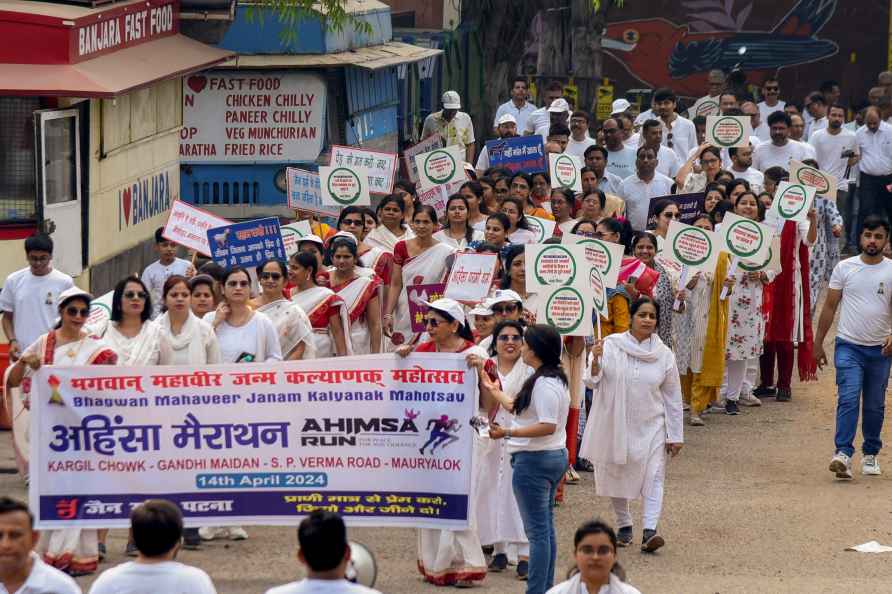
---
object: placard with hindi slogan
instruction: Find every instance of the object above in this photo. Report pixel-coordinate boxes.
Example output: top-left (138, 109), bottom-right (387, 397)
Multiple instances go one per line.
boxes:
top-left (769, 181), bottom-right (816, 223)
top-left (706, 115), bottom-right (751, 148)
top-left (789, 160), bottom-right (837, 201)
top-left (664, 220), bottom-right (720, 273)
top-left (718, 212), bottom-right (773, 265)
top-left (525, 243), bottom-right (589, 291)
top-left (562, 233), bottom-right (623, 289)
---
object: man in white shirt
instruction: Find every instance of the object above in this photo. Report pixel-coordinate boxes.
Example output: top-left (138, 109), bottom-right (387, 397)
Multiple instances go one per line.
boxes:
top-left (855, 107), bottom-right (892, 227)
top-left (804, 91), bottom-right (828, 140)
top-left (758, 77), bottom-right (785, 123)
top-left (564, 110), bottom-right (596, 159)
top-left (640, 119), bottom-right (680, 178)
top-left (266, 511), bottom-right (381, 594)
top-left (752, 111), bottom-right (811, 172)
top-left (142, 227), bottom-right (193, 319)
top-left (89, 500), bottom-right (216, 594)
top-left (493, 76), bottom-right (536, 135)
top-left (422, 90), bottom-right (476, 162)
top-left (584, 145), bottom-right (623, 195)
top-left (788, 114), bottom-right (818, 160)
top-left (728, 145), bottom-right (764, 193)
top-left (0, 497), bottom-right (81, 594)
top-left (815, 216), bottom-right (892, 480)
top-left (475, 113), bottom-right (518, 175)
top-left (602, 117), bottom-right (637, 179)
top-left (0, 233), bottom-right (73, 359)
top-left (524, 81), bottom-right (566, 139)
top-left (811, 103), bottom-right (859, 241)
top-left (687, 69), bottom-right (724, 118)
top-left (527, 98), bottom-right (571, 141)
top-left (740, 101), bottom-right (766, 147)
top-left (653, 87), bottom-right (697, 162)
top-left (618, 146), bottom-right (674, 230)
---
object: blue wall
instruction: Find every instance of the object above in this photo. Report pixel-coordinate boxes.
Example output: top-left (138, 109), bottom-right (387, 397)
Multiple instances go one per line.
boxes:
top-left (345, 67), bottom-right (398, 147)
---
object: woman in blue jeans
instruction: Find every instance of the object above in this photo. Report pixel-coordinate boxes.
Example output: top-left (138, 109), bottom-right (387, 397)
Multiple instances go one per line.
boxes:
top-left (481, 324), bottom-right (570, 594)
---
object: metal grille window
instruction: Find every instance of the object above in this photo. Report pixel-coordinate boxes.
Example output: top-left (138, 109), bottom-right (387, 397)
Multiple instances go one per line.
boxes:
top-left (0, 97), bottom-right (39, 221)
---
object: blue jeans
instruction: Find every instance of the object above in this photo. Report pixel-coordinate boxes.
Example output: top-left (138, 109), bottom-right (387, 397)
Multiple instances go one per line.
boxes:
top-left (511, 448), bottom-right (568, 594)
top-left (834, 339), bottom-right (892, 457)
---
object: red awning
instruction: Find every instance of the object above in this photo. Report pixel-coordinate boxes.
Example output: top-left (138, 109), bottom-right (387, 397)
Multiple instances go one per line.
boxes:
top-left (0, 34), bottom-right (232, 97)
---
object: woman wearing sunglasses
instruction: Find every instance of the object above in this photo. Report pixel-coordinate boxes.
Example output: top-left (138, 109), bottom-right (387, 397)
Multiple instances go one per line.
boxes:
top-left (289, 252), bottom-right (351, 358)
top-left (7, 287), bottom-right (117, 577)
top-left (397, 298), bottom-right (498, 588)
top-left (327, 235), bottom-right (383, 354)
top-left (337, 206), bottom-right (393, 288)
top-left (100, 275), bottom-right (172, 367)
top-left (250, 259), bottom-right (315, 360)
top-left (545, 520), bottom-right (641, 594)
top-left (477, 320), bottom-right (531, 579)
top-left (649, 198), bottom-right (680, 245)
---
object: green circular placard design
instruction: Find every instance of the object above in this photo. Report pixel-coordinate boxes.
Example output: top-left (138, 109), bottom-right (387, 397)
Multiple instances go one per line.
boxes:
top-left (778, 184), bottom-right (808, 218)
top-left (795, 168), bottom-right (829, 194)
top-left (711, 116), bottom-right (745, 147)
top-left (554, 155), bottom-right (578, 188)
top-left (580, 239), bottom-right (612, 275)
top-left (327, 168), bottom-right (363, 205)
top-left (590, 268), bottom-right (606, 310)
top-left (739, 245), bottom-right (772, 272)
top-left (534, 245), bottom-right (577, 286)
top-left (545, 286), bottom-right (585, 334)
top-left (527, 217), bottom-right (546, 241)
top-left (725, 219), bottom-right (764, 259)
top-left (671, 227), bottom-right (713, 266)
top-left (423, 150), bottom-right (456, 185)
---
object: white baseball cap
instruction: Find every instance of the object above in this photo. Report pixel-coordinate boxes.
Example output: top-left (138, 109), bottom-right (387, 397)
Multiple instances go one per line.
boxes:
top-left (298, 234), bottom-right (325, 248)
top-left (496, 113), bottom-right (517, 125)
top-left (548, 98), bottom-right (571, 113)
top-left (611, 98), bottom-right (632, 114)
top-left (442, 90), bottom-right (462, 109)
top-left (469, 301), bottom-right (494, 317)
top-left (489, 289), bottom-right (523, 306)
top-left (423, 298), bottom-right (466, 326)
top-left (58, 286), bottom-right (93, 307)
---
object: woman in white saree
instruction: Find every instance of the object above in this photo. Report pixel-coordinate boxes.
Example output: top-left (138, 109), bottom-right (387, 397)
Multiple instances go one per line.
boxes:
top-left (364, 193), bottom-right (413, 252)
top-left (327, 236), bottom-right (383, 355)
top-left (382, 205), bottom-right (456, 350)
top-left (581, 296), bottom-right (684, 554)
top-left (289, 252), bottom-right (351, 357)
top-left (337, 207), bottom-right (393, 287)
top-left (6, 287), bottom-right (118, 576)
top-left (477, 320), bottom-right (530, 578)
top-left (250, 259), bottom-right (315, 360)
top-left (99, 275), bottom-right (172, 367)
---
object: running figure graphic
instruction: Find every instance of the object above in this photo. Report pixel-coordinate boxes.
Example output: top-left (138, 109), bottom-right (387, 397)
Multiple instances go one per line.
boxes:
top-left (419, 415), bottom-right (462, 454)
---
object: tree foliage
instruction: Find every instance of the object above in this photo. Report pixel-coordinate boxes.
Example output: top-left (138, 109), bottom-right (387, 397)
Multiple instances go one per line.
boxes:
top-left (245, 0), bottom-right (372, 47)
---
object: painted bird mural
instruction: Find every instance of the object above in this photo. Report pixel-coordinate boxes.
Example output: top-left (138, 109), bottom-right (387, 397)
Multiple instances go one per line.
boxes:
top-left (601, 0), bottom-right (838, 97)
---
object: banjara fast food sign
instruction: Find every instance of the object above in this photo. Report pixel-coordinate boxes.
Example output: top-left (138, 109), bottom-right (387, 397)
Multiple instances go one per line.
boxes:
top-left (74, 0), bottom-right (177, 61)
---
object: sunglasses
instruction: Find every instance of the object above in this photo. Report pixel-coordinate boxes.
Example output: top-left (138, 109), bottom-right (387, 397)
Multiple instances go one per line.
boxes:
top-left (260, 272), bottom-right (283, 281)
top-left (497, 334), bottom-right (523, 342)
top-left (124, 291), bottom-right (147, 300)
top-left (342, 219), bottom-right (364, 227)
top-left (666, 131), bottom-right (674, 149)
top-left (424, 318), bottom-right (442, 328)
top-left (662, 212), bottom-right (679, 219)
top-left (226, 280), bottom-right (251, 288)
top-left (492, 303), bottom-right (519, 315)
top-left (65, 306), bottom-right (89, 318)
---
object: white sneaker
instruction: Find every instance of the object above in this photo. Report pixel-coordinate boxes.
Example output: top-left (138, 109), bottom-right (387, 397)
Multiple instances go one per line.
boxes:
top-left (706, 401), bottom-right (726, 415)
top-left (739, 393), bottom-right (762, 407)
top-left (229, 526), bottom-right (249, 540)
top-left (862, 455), bottom-right (882, 476)
top-left (689, 414), bottom-right (705, 426)
top-left (829, 452), bottom-right (853, 480)
top-left (198, 526), bottom-right (229, 541)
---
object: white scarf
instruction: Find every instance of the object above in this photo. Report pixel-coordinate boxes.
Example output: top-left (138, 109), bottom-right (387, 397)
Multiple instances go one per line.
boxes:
top-left (547, 572), bottom-right (640, 594)
top-left (158, 311), bottom-right (207, 364)
top-left (105, 319), bottom-right (163, 365)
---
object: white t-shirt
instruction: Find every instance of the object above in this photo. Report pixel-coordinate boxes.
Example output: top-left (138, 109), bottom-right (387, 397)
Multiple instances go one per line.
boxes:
top-left (507, 376), bottom-right (569, 453)
top-left (655, 145), bottom-right (681, 178)
top-left (266, 579), bottom-right (381, 594)
top-left (564, 136), bottom-right (597, 160)
top-left (0, 266), bottom-right (73, 349)
top-left (88, 561), bottom-right (215, 594)
top-left (729, 167), bottom-right (764, 194)
top-left (661, 115), bottom-right (698, 162)
top-left (752, 140), bottom-right (810, 172)
top-left (618, 172), bottom-right (675, 231)
top-left (205, 311), bottom-right (283, 363)
top-left (606, 146), bottom-right (637, 179)
top-left (757, 100), bottom-right (786, 123)
top-left (3, 552), bottom-right (82, 594)
top-left (828, 256), bottom-right (892, 346)
top-left (142, 258), bottom-right (192, 318)
top-left (493, 100), bottom-right (536, 134)
top-left (810, 128), bottom-right (858, 186)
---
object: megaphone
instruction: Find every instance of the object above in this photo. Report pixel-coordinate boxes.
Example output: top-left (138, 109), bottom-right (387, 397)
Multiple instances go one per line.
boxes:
top-left (346, 541), bottom-right (377, 587)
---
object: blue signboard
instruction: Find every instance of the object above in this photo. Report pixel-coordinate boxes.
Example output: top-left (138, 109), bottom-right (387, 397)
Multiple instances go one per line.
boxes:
top-left (206, 217), bottom-right (287, 269)
top-left (485, 136), bottom-right (546, 173)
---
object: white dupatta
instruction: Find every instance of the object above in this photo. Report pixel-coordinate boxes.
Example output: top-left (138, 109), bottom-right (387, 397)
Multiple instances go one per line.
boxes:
top-left (334, 274), bottom-right (381, 355)
top-left (364, 224), bottom-right (412, 252)
top-left (103, 319), bottom-right (166, 365)
top-left (257, 298), bottom-right (316, 359)
top-left (545, 573), bottom-right (642, 594)
top-left (391, 242), bottom-right (455, 349)
top-left (291, 286), bottom-right (353, 357)
top-left (157, 311), bottom-right (218, 364)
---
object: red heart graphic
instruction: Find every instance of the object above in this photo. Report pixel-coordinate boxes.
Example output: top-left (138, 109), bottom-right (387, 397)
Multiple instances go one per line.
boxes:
top-left (121, 187), bottom-right (132, 226)
top-left (187, 75), bottom-right (207, 94)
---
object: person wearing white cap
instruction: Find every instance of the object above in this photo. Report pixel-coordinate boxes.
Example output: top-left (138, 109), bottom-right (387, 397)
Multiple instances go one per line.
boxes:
top-left (296, 235), bottom-right (329, 285)
top-left (523, 81), bottom-right (566, 139)
top-left (421, 90), bottom-right (476, 162)
top-left (528, 98), bottom-right (571, 141)
top-left (610, 98), bottom-right (632, 117)
top-left (7, 286), bottom-right (118, 577)
top-left (469, 301), bottom-right (495, 343)
top-left (494, 76), bottom-right (536, 135)
top-left (396, 298), bottom-right (498, 588)
top-left (475, 113), bottom-right (518, 175)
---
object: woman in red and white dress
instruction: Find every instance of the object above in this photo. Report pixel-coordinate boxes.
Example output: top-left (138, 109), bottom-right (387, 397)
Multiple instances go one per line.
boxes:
top-left (336, 206), bottom-right (393, 286)
top-left (364, 193), bottom-right (414, 252)
top-left (327, 235), bottom-right (383, 354)
top-left (289, 251), bottom-right (351, 357)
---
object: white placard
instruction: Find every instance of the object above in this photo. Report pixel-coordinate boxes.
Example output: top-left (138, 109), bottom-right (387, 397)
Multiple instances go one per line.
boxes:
top-left (789, 160), bottom-right (838, 201)
top-left (414, 146), bottom-right (467, 191)
top-left (525, 216), bottom-right (557, 242)
top-left (705, 115), bottom-right (752, 148)
top-left (85, 290), bottom-right (114, 337)
top-left (770, 181), bottom-right (816, 223)
top-left (162, 200), bottom-right (232, 256)
top-left (536, 282), bottom-right (593, 337)
top-left (525, 243), bottom-right (589, 291)
top-left (330, 145), bottom-right (397, 195)
top-left (562, 233), bottom-right (623, 289)
top-left (664, 220), bottom-right (720, 273)
top-left (549, 153), bottom-right (583, 192)
top-left (719, 212), bottom-right (773, 265)
top-left (318, 166), bottom-right (372, 207)
top-left (181, 71), bottom-right (326, 163)
top-left (444, 253), bottom-right (498, 302)
top-left (403, 134), bottom-right (443, 183)
top-left (281, 220), bottom-right (313, 257)
top-left (738, 236), bottom-right (781, 273)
